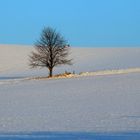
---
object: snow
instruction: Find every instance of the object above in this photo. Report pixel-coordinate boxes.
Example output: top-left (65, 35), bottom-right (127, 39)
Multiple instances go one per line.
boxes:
top-left (79, 68), bottom-right (140, 76)
top-left (0, 73), bottom-right (140, 132)
top-left (0, 45), bottom-right (140, 77)
top-left (0, 45), bottom-right (32, 73)
top-left (0, 45), bottom-right (140, 132)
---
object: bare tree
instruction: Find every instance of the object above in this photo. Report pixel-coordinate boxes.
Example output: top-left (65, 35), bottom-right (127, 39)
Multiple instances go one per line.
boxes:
top-left (29, 27), bottom-right (72, 77)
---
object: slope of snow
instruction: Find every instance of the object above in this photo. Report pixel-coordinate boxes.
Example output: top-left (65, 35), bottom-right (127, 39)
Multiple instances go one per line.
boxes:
top-left (0, 45), bottom-right (140, 133)
top-left (0, 45), bottom-right (140, 77)
top-left (0, 45), bottom-right (32, 73)
top-left (79, 68), bottom-right (140, 76)
top-left (67, 47), bottom-right (140, 73)
top-left (0, 73), bottom-right (140, 132)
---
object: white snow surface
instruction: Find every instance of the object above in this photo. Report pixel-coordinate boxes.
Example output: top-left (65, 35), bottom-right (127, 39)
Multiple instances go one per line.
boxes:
top-left (0, 44), bottom-right (140, 77)
top-left (0, 45), bottom-right (140, 132)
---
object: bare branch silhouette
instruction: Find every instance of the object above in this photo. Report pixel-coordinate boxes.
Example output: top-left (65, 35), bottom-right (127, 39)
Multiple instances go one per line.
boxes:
top-left (29, 27), bottom-right (72, 77)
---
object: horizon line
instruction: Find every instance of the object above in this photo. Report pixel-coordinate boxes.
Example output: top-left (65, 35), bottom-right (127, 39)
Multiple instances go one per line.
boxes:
top-left (0, 43), bottom-right (140, 48)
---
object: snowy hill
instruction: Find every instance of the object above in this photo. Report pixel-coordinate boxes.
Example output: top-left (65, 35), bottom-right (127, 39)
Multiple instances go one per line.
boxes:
top-left (0, 45), bottom-right (140, 132)
top-left (0, 45), bottom-right (140, 77)
top-left (0, 72), bottom-right (140, 132)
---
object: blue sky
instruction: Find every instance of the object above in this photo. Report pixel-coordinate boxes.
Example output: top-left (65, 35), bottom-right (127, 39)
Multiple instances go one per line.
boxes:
top-left (0, 0), bottom-right (140, 47)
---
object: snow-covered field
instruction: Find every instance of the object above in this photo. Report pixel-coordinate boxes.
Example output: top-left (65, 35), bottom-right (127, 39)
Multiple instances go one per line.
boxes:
top-left (1, 44), bottom-right (140, 77)
top-left (0, 45), bottom-right (140, 132)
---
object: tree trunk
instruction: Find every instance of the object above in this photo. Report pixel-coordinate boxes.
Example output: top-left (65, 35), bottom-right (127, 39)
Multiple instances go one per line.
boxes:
top-left (49, 68), bottom-right (53, 77)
